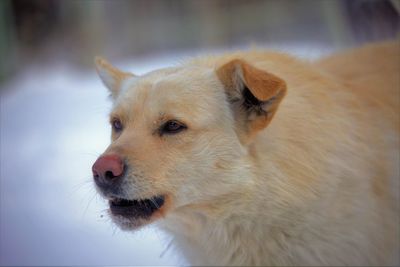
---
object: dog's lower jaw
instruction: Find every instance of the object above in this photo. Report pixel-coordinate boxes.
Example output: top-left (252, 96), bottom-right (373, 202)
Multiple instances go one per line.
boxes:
top-left (108, 194), bottom-right (170, 230)
top-left (110, 212), bottom-right (149, 230)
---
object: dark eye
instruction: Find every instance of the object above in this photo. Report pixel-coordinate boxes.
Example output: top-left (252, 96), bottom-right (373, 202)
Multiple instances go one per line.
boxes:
top-left (112, 118), bottom-right (123, 132)
top-left (161, 120), bottom-right (187, 135)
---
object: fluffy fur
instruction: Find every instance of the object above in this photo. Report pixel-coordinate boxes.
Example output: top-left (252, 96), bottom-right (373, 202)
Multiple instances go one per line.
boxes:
top-left (94, 42), bottom-right (399, 266)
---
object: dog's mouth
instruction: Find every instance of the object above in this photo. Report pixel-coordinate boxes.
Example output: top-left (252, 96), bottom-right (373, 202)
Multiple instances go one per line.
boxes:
top-left (109, 195), bottom-right (165, 219)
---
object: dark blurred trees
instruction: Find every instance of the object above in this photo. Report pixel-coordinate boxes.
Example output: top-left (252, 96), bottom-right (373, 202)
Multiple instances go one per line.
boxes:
top-left (1, 0), bottom-right (398, 84)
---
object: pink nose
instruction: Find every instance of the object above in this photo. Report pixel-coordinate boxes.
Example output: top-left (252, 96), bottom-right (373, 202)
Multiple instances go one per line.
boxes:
top-left (92, 154), bottom-right (124, 187)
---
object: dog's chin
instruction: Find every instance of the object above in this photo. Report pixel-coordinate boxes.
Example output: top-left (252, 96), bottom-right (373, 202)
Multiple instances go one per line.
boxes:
top-left (108, 195), bottom-right (168, 230)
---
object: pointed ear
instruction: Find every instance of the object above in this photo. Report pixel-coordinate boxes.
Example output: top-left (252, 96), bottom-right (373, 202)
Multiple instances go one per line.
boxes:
top-left (95, 56), bottom-right (134, 99)
top-left (216, 59), bottom-right (287, 138)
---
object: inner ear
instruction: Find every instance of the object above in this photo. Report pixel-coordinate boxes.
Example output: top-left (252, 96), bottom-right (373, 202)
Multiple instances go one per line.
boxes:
top-left (242, 86), bottom-right (265, 113)
top-left (217, 59), bottom-right (287, 137)
top-left (95, 56), bottom-right (135, 99)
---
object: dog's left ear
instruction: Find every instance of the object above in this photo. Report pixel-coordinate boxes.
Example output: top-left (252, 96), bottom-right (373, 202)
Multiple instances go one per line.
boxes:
top-left (217, 59), bottom-right (287, 139)
top-left (95, 56), bottom-right (134, 99)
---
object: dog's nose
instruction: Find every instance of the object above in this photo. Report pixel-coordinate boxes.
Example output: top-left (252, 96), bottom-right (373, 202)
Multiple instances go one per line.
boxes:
top-left (92, 154), bottom-right (124, 187)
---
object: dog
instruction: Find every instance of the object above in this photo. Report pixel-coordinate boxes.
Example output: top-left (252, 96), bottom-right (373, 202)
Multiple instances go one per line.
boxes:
top-left (92, 42), bottom-right (399, 266)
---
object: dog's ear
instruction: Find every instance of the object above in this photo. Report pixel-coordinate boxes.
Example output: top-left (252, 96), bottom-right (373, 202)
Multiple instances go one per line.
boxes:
top-left (95, 56), bottom-right (134, 99)
top-left (216, 59), bottom-right (287, 139)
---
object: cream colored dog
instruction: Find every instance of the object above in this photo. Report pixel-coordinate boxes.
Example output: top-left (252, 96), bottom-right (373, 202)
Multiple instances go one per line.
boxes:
top-left (92, 42), bottom-right (399, 266)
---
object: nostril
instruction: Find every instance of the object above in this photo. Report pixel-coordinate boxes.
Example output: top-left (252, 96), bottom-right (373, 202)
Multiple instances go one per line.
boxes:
top-left (105, 170), bottom-right (116, 180)
top-left (92, 169), bottom-right (99, 178)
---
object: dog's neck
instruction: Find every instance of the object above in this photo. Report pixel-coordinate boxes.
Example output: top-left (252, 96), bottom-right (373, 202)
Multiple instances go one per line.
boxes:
top-left (159, 196), bottom-right (302, 265)
top-left (158, 171), bottom-right (299, 265)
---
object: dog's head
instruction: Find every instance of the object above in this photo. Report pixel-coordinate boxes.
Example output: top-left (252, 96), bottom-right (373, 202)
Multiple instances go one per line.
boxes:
top-left (92, 56), bottom-right (286, 229)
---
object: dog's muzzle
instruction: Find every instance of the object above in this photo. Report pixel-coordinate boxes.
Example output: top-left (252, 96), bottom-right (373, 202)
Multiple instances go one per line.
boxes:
top-left (92, 153), bottom-right (166, 222)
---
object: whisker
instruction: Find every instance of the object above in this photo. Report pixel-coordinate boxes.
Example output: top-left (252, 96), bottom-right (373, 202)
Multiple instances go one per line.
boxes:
top-left (71, 179), bottom-right (93, 191)
top-left (112, 224), bottom-right (118, 236)
top-left (66, 179), bottom-right (95, 201)
top-left (160, 238), bottom-right (174, 258)
top-left (81, 191), bottom-right (98, 220)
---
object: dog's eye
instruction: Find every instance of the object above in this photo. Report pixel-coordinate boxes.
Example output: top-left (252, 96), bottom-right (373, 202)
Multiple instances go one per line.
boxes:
top-left (112, 119), bottom-right (123, 132)
top-left (161, 120), bottom-right (187, 135)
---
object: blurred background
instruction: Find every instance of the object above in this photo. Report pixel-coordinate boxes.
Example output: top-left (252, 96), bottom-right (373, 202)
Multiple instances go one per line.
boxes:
top-left (0, 0), bottom-right (399, 266)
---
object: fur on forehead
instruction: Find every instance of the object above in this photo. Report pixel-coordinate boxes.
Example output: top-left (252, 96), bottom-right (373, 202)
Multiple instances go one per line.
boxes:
top-left (111, 66), bottom-right (233, 127)
top-left (117, 65), bottom-right (222, 100)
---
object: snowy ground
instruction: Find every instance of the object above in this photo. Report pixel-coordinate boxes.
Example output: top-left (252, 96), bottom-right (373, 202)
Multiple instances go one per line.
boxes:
top-left (0, 44), bottom-right (332, 265)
